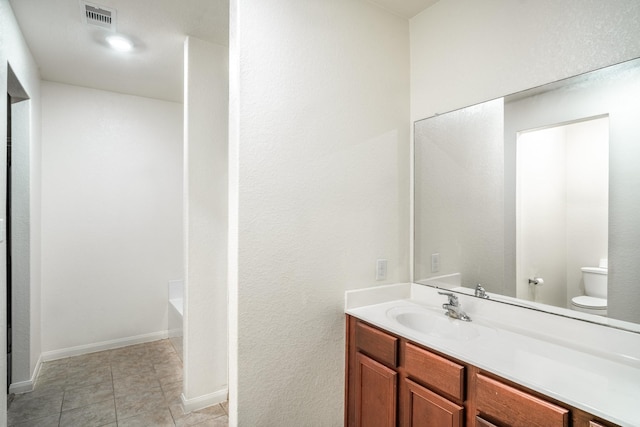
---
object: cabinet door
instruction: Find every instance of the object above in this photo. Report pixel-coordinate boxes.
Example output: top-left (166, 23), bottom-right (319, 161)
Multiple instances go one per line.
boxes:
top-left (404, 378), bottom-right (463, 427)
top-left (355, 352), bottom-right (397, 427)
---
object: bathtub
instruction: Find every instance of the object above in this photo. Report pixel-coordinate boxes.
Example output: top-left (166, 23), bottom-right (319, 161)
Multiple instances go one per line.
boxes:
top-left (168, 279), bottom-right (183, 361)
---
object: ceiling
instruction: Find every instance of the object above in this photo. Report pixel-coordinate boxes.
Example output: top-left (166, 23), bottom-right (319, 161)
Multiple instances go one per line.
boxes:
top-left (9, 0), bottom-right (229, 103)
top-left (9, 0), bottom-right (436, 103)
top-left (369, 0), bottom-right (440, 18)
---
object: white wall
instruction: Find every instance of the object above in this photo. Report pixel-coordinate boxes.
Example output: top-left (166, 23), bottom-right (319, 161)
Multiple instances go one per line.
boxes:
top-left (411, 0), bottom-right (640, 121)
top-left (1, 0), bottom-right (42, 416)
top-left (41, 82), bottom-right (183, 354)
top-left (11, 99), bottom-right (35, 388)
top-left (183, 37), bottom-right (228, 408)
top-left (229, 0), bottom-right (410, 424)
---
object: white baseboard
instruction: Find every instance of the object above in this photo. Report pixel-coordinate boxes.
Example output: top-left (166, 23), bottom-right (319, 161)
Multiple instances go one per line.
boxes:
top-left (9, 354), bottom-right (43, 394)
top-left (181, 388), bottom-right (228, 413)
top-left (41, 330), bottom-right (169, 362)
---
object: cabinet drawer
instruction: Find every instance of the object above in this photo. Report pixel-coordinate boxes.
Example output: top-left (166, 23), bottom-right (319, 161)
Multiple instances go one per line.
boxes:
top-left (355, 321), bottom-right (398, 367)
top-left (404, 342), bottom-right (465, 401)
top-left (476, 373), bottom-right (569, 427)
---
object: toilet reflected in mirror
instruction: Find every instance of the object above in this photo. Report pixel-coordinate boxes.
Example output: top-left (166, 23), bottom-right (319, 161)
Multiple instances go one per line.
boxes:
top-left (571, 262), bottom-right (608, 316)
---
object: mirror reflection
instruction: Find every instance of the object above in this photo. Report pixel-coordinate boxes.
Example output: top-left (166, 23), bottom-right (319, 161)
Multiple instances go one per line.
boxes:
top-left (414, 57), bottom-right (640, 328)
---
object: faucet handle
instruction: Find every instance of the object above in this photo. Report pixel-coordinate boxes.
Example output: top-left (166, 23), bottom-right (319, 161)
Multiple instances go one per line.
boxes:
top-left (438, 291), bottom-right (458, 306)
top-left (475, 284), bottom-right (489, 299)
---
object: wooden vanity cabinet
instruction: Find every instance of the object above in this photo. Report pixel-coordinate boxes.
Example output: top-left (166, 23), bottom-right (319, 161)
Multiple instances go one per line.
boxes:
top-left (346, 316), bottom-right (464, 427)
top-left (403, 342), bottom-right (465, 427)
top-left (345, 315), bottom-right (620, 427)
top-left (348, 320), bottom-right (399, 427)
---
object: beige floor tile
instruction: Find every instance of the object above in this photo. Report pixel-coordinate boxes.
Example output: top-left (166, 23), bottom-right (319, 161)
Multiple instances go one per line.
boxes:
top-left (113, 374), bottom-right (162, 397)
top-left (154, 361), bottom-right (182, 377)
top-left (220, 400), bottom-right (228, 414)
top-left (7, 391), bottom-right (63, 425)
top-left (59, 399), bottom-right (116, 427)
top-left (13, 383), bottom-right (64, 399)
top-left (190, 415), bottom-right (229, 427)
top-left (111, 362), bottom-right (155, 379)
top-left (153, 363), bottom-right (183, 385)
top-left (147, 353), bottom-right (181, 366)
top-left (117, 408), bottom-right (175, 427)
top-left (115, 387), bottom-right (168, 421)
top-left (161, 380), bottom-right (183, 405)
top-left (39, 358), bottom-right (70, 371)
top-left (8, 340), bottom-right (191, 427)
top-left (38, 362), bottom-right (72, 380)
top-left (8, 413), bottom-right (60, 427)
top-left (144, 339), bottom-right (174, 350)
top-left (62, 381), bottom-right (114, 411)
top-left (65, 352), bottom-right (111, 369)
top-left (109, 347), bottom-right (148, 364)
top-left (38, 364), bottom-right (112, 391)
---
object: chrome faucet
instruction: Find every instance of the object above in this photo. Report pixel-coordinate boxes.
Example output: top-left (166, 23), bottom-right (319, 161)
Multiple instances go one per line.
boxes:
top-left (438, 291), bottom-right (471, 321)
top-left (474, 284), bottom-right (489, 299)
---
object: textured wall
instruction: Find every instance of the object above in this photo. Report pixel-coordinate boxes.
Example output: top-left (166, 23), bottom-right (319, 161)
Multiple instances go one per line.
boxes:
top-left (183, 37), bottom-right (228, 404)
top-left (11, 100), bottom-right (33, 386)
top-left (229, 0), bottom-right (410, 424)
top-left (41, 82), bottom-right (183, 352)
top-left (0, 0), bottom-right (42, 414)
top-left (411, 0), bottom-right (640, 121)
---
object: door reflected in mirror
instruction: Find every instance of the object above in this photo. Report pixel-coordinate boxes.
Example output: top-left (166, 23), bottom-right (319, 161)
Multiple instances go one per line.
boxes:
top-left (516, 117), bottom-right (609, 311)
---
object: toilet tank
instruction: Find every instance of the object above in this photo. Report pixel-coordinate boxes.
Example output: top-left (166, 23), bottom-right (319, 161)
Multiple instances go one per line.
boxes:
top-left (581, 267), bottom-right (608, 298)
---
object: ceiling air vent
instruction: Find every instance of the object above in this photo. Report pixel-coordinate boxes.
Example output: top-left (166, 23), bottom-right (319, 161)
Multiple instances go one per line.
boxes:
top-left (81, 1), bottom-right (116, 31)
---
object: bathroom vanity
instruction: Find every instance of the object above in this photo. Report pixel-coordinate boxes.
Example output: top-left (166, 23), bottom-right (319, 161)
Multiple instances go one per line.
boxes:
top-left (344, 284), bottom-right (640, 427)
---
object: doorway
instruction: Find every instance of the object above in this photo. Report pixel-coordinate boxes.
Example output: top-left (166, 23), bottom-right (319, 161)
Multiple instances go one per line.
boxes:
top-left (516, 116), bottom-right (609, 307)
top-left (6, 65), bottom-right (30, 392)
top-left (5, 92), bottom-right (11, 391)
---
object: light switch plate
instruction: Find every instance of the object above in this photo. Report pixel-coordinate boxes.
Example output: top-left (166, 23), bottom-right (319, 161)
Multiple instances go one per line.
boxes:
top-left (431, 253), bottom-right (440, 273)
top-left (376, 259), bottom-right (387, 281)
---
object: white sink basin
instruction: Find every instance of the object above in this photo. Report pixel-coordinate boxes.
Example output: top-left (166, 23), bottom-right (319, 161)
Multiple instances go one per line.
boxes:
top-left (386, 305), bottom-right (492, 341)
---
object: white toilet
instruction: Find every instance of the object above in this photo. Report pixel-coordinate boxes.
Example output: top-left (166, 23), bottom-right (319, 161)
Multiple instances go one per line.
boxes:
top-left (571, 263), bottom-right (608, 316)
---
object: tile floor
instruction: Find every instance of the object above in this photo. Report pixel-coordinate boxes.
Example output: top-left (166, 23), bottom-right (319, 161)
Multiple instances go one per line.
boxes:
top-left (7, 339), bottom-right (228, 427)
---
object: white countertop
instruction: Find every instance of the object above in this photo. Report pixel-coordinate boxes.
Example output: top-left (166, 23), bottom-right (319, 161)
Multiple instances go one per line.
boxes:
top-left (345, 283), bottom-right (640, 427)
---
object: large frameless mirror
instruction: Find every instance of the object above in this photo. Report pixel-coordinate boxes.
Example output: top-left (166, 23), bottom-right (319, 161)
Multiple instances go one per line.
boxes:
top-left (414, 57), bottom-right (640, 331)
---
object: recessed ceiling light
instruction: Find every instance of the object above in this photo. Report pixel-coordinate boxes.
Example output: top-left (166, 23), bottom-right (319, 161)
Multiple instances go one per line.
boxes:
top-left (106, 35), bottom-right (133, 52)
